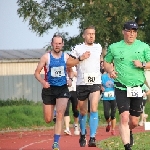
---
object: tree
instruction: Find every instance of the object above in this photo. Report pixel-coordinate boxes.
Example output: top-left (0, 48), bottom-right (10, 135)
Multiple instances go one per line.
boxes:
top-left (17, 0), bottom-right (150, 50)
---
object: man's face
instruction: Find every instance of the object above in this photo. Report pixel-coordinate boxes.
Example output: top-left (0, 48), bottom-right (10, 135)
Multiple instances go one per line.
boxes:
top-left (51, 37), bottom-right (64, 53)
top-left (123, 29), bottom-right (137, 44)
top-left (83, 29), bottom-right (95, 45)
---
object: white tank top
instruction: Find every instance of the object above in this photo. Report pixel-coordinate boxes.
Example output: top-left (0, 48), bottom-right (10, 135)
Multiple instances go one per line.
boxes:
top-left (71, 43), bottom-right (102, 85)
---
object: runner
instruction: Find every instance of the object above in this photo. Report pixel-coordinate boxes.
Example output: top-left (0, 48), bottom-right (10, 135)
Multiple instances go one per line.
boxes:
top-left (104, 21), bottom-right (150, 150)
top-left (67, 26), bottom-right (102, 147)
top-left (101, 66), bottom-right (117, 135)
top-left (34, 34), bottom-right (73, 150)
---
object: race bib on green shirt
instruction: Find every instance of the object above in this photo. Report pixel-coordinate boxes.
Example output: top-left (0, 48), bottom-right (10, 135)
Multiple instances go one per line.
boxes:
top-left (127, 86), bottom-right (142, 97)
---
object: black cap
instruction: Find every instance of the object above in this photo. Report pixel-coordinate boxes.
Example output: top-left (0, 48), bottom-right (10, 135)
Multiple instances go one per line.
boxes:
top-left (123, 21), bottom-right (138, 30)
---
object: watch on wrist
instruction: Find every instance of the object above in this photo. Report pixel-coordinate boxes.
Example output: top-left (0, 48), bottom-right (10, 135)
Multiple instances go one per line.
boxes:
top-left (78, 56), bottom-right (82, 61)
top-left (69, 78), bottom-right (73, 81)
top-left (142, 62), bottom-right (146, 68)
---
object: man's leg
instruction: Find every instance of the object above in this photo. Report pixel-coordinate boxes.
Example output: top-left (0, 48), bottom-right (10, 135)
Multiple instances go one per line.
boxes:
top-left (53, 97), bottom-right (68, 148)
top-left (78, 99), bottom-right (88, 147)
top-left (88, 90), bottom-right (100, 147)
top-left (42, 87), bottom-right (55, 123)
top-left (119, 111), bottom-right (130, 144)
top-left (115, 88), bottom-right (131, 150)
top-left (128, 97), bottom-right (143, 147)
top-left (43, 104), bottom-right (55, 123)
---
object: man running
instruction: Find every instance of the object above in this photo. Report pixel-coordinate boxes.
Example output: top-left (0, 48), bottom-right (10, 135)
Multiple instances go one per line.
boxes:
top-left (34, 34), bottom-right (73, 150)
top-left (104, 21), bottom-right (150, 150)
top-left (67, 26), bottom-right (102, 147)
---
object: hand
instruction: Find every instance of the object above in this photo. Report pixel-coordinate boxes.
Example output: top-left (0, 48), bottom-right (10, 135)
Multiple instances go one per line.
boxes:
top-left (133, 60), bottom-right (142, 68)
top-left (80, 51), bottom-right (90, 60)
top-left (41, 80), bottom-right (50, 88)
top-left (67, 79), bottom-right (72, 87)
top-left (101, 86), bottom-right (105, 92)
top-left (110, 70), bottom-right (117, 79)
top-left (143, 93), bottom-right (147, 98)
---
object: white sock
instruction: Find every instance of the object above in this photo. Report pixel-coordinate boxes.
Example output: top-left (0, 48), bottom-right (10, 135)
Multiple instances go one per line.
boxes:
top-left (66, 127), bottom-right (69, 131)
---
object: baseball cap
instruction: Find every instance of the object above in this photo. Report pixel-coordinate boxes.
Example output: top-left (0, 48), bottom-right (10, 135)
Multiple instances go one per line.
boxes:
top-left (123, 21), bottom-right (138, 30)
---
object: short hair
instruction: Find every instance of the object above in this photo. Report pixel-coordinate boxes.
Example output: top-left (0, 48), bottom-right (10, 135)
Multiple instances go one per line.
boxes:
top-left (51, 33), bottom-right (64, 43)
top-left (83, 25), bottom-right (95, 33)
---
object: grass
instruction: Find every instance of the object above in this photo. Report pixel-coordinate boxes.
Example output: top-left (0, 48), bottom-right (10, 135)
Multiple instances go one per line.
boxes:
top-left (97, 132), bottom-right (150, 150)
top-left (0, 99), bottom-right (150, 131)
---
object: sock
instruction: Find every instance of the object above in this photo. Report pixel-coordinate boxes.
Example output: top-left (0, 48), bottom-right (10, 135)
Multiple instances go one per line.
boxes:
top-left (89, 112), bottom-right (98, 137)
top-left (54, 134), bottom-right (60, 143)
top-left (66, 127), bottom-right (69, 131)
top-left (79, 113), bottom-right (87, 135)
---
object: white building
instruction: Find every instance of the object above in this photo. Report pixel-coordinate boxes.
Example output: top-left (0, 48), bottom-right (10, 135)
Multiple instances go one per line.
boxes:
top-left (0, 49), bottom-right (46, 101)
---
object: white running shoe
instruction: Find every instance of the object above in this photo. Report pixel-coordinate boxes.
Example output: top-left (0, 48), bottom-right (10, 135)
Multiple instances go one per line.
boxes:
top-left (64, 129), bottom-right (71, 135)
top-left (74, 130), bottom-right (80, 135)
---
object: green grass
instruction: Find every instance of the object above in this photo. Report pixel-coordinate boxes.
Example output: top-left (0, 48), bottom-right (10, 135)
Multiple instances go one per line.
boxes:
top-left (0, 99), bottom-right (150, 131)
top-left (97, 132), bottom-right (150, 150)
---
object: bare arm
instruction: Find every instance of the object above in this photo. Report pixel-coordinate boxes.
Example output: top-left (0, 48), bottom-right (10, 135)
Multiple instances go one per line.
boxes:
top-left (133, 61), bottom-right (150, 69)
top-left (66, 51), bottom-right (90, 67)
top-left (67, 67), bottom-right (74, 79)
top-left (34, 53), bottom-right (50, 88)
top-left (103, 61), bottom-right (114, 73)
top-left (74, 71), bottom-right (77, 77)
top-left (66, 56), bottom-right (80, 67)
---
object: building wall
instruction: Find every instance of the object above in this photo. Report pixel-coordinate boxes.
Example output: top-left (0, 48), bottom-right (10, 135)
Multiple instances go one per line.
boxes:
top-left (0, 61), bottom-right (44, 101)
top-left (0, 74), bottom-right (44, 101)
top-left (0, 61), bottom-right (44, 75)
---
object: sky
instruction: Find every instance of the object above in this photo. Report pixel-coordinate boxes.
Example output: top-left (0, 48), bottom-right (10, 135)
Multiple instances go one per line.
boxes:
top-left (0, 0), bottom-right (79, 50)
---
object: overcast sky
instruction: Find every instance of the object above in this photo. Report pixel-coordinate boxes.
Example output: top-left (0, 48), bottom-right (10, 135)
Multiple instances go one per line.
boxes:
top-left (0, 0), bottom-right (79, 50)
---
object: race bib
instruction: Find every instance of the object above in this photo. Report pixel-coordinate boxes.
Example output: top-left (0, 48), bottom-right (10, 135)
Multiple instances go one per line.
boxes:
top-left (51, 66), bottom-right (65, 77)
top-left (104, 91), bottom-right (114, 97)
top-left (127, 86), bottom-right (142, 97)
top-left (84, 73), bottom-right (97, 84)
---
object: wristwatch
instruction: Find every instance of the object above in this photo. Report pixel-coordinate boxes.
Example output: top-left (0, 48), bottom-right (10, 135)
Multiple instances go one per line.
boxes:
top-left (69, 78), bottom-right (73, 81)
top-left (142, 62), bottom-right (146, 68)
top-left (78, 56), bottom-right (82, 61)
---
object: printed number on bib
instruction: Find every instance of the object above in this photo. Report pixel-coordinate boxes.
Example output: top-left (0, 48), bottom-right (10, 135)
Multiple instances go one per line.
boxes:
top-left (104, 91), bottom-right (114, 97)
top-left (84, 73), bottom-right (96, 84)
top-left (51, 66), bottom-right (65, 77)
top-left (127, 86), bottom-right (142, 97)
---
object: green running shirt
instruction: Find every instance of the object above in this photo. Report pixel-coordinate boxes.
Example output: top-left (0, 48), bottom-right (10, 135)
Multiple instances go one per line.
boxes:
top-left (104, 40), bottom-right (150, 90)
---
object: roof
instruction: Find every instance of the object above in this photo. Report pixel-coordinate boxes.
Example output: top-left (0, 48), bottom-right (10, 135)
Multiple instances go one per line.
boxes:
top-left (0, 49), bottom-right (46, 60)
